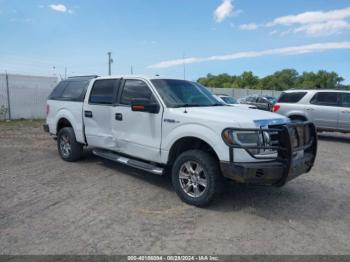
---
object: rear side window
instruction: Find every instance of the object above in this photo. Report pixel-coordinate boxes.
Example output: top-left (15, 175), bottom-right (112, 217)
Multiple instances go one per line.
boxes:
top-left (120, 80), bottom-right (154, 105)
top-left (89, 79), bottom-right (119, 105)
top-left (341, 93), bottom-right (350, 108)
top-left (310, 92), bottom-right (339, 106)
top-left (48, 81), bottom-right (67, 100)
top-left (61, 80), bottom-right (89, 100)
top-left (246, 97), bottom-right (256, 102)
top-left (278, 92), bottom-right (307, 103)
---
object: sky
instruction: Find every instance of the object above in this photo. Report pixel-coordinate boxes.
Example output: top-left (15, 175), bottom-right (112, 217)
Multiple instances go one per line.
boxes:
top-left (0, 0), bottom-right (350, 83)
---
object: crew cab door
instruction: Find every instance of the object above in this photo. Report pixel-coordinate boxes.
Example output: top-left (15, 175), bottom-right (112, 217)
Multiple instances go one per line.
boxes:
top-left (306, 92), bottom-right (340, 129)
top-left (83, 79), bottom-right (120, 148)
top-left (339, 92), bottom-right (350, 131)
top-left (111, 79), bottom-right (163, 163)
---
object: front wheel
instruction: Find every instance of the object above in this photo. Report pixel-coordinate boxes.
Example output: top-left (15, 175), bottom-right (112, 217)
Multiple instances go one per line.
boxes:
top-left (171, 150), bottom-right (223, 207)
top-left (57, 127), bottom-right (83, 162)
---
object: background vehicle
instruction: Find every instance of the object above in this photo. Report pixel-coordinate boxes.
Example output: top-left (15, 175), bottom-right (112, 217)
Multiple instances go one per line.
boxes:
top-left (239, 95), bottom-right (277, 111)
top-left (215, 94), bottom-right (257, 109)
top-left (45, 76), bottom-right (317, 206)
top-left (273, 90), bottom-right (350, 133)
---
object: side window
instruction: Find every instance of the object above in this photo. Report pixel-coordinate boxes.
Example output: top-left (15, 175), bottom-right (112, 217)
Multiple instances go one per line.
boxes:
top-left (48, 81), bottom-right (67, 99)
top-left (310, 92), bottom-right (339, 106)
top-left (89, 79), bottom-right (119, 105)
top-left (278, 92), bottom-right (307, 103)
top-left (61, 80), bottom-right (89, 101)
top-left (341, 93), bottom-right (350, 108)
top-left (120, 80), bottom-right (154, 105)
top-left (257, 97), bottom-right (266, 103)
top-left (246, 97), bottom-right (256, 103)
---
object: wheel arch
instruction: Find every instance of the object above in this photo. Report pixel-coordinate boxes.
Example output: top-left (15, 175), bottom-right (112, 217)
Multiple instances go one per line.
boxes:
top-left (288, 114), bottom-right (308, 121)
top-left (167, 136), bottom-right (220, 166)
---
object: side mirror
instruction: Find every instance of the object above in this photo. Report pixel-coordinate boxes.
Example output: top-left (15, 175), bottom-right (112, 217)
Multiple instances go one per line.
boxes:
top-left (131, 98), bottom-right (160, 114)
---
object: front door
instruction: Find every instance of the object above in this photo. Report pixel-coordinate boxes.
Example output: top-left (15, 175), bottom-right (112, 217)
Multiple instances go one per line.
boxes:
top-left (306, 92), bottom-right (340, 129)
top-left (111, 79), bottom-right (163, 163)
top-left (339, 92), bottom-right (350, 131)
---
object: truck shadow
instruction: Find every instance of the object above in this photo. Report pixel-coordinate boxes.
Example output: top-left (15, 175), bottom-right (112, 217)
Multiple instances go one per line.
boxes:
top-left (318, 133), bottom-right (350, 144)
top-left (82, 149), bottom-right (174, 192)
top-left (82, 150), bottom-right (348, 223)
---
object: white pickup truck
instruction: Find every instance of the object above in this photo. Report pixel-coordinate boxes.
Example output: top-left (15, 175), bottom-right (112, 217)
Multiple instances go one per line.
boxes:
top-left (44, 75), bottom-right (318, 206)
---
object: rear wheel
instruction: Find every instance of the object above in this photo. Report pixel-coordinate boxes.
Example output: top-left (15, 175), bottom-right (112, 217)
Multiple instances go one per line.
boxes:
top-left (171, 150), bottom-right (222, 207)
top-left (57, 127), bottom-right (83, 162)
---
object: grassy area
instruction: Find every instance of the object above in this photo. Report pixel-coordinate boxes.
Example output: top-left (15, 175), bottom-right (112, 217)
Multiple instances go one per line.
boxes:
top-left (0, 119), bottom-right (44, 129)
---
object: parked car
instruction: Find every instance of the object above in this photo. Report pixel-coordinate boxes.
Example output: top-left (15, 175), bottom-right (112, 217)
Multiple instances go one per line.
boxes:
top-left (240, 95), bottom-right (277, 111)
top-left (215, 94), bottom-right (257, 109)
top-left (44, 76), bottom-right (317, 206)
top-left (273, 90), bottom-right (350, 133)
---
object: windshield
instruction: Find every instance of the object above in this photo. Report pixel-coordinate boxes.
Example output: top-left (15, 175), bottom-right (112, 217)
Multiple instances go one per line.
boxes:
top-left (221, 96), bottom-right (238, 104)
top-left (151, 79), bottom-right (224, 108)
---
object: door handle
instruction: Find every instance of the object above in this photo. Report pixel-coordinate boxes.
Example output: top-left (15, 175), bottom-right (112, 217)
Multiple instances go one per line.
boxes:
top-left (84, 111), bottom-right (93, 118)
top-left (115, 113), bottom-right (123, 121)
top-left (306, 108), bottom-right (315, 111)
top-left (342, 110), bottom-right (350, 113)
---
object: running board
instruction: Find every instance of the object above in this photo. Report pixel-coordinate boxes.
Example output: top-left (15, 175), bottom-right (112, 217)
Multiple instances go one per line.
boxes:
top-left (92, 149), bottom-right (164, 175)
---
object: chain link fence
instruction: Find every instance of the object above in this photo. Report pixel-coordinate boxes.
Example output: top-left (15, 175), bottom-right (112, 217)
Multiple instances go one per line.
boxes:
top-left (0, 73), bottom-right (58, 120)
top-left (209, 87), bottom-right (282, 100)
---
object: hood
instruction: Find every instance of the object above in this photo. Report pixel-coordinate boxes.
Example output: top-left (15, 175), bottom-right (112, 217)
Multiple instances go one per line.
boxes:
top-left (170, 106), bottom-right (289, 127)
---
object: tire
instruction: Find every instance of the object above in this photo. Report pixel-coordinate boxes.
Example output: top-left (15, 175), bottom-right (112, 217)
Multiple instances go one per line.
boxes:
top-left (57, 127), bottom-right (83, 162)
top-left (171, 150), bottom-right (223, 207)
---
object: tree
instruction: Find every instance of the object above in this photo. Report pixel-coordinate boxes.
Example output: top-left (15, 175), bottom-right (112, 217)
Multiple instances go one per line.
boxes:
top-left (197, 69), bottom-right (346, 91)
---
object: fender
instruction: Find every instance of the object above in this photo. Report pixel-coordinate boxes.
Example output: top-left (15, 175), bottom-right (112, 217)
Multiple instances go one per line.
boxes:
top-left (161, 123), bottom-right (230, 163)
top-left (286, 110), bottom-right (309, 121)
top-left (54, 108), bottom-right (85, 144)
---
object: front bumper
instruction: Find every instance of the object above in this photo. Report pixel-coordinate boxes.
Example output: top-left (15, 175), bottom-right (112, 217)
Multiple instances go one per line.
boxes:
top-left (221, 122), bottom-right (317, 187)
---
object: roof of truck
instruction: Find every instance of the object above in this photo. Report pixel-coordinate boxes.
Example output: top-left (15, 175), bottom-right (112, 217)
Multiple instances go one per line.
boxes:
top-left (283, 89), bottom-right (350, 93)
top-left (95, 75), bottom-right (185, 81)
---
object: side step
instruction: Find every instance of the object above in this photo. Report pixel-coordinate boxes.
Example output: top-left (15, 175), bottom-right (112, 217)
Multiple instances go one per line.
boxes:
top-left (92, 149), bottom-right (164, 175)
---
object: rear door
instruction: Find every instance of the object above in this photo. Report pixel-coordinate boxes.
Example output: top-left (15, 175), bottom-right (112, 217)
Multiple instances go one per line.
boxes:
top-left (256, 97), bottom-right (270, 111)
top-left (111, 79), bottom-right (163, 163)
top-left (83, 79), bottom-right (120, 148)
top-left (338, 92), bottom-right (350, 131)
top-left (307, 92), bottom-right (340, 129)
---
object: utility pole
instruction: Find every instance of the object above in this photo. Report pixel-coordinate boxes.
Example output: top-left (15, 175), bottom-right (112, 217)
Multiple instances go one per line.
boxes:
top-left (5, 71), bottom-right (11, 120)
top-left (108, 52), bottom-right (113, 76)
top-left (130, 65), bottom-right (134, 75)
top-left (64, 67), bottom-right (67, 79)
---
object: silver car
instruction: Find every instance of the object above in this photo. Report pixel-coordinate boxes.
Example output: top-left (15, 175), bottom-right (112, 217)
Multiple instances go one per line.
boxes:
top-left (273, 90), bottom-right (350, 133)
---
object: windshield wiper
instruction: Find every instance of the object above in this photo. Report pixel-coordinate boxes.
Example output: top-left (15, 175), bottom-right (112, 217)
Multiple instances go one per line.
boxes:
top-left (172, 103), bottom-right (224, 108)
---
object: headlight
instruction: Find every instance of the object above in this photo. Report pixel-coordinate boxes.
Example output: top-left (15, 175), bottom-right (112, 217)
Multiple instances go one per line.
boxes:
top-left (222, 129), bottom-right (275, 156)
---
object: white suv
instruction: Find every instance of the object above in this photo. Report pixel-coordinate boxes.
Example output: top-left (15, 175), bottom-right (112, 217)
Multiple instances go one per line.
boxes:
top-left (44, 76), bottom-right (318, 206)
top-left (273, 90), bottom-right (350, 133)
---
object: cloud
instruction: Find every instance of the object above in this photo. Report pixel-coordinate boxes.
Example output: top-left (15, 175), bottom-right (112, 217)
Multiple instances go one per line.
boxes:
top-left (147, 41), bottom-right (350, 69)
top-left (267, 6), bottom-right (350, 36)
top-left (49, 4), bottom-right (67, 12)
top-left (294, 20), bottom-right (350, 36)
top-left (268, 7), bottom-right (350, 26)
top-left (214, 0), bottom-right (233, 23)
top-left (240, 7), bottom-right (350, 36)
top-left (239, 23), bottom-right (258, 30)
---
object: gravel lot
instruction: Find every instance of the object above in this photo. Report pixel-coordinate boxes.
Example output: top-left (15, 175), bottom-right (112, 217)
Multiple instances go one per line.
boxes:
top-left (1, 120), bottom-right (350, 255)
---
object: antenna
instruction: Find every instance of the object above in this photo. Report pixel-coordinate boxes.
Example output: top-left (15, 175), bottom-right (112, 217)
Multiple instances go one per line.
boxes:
top-left (108, 52), bottom-right (114, 76)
